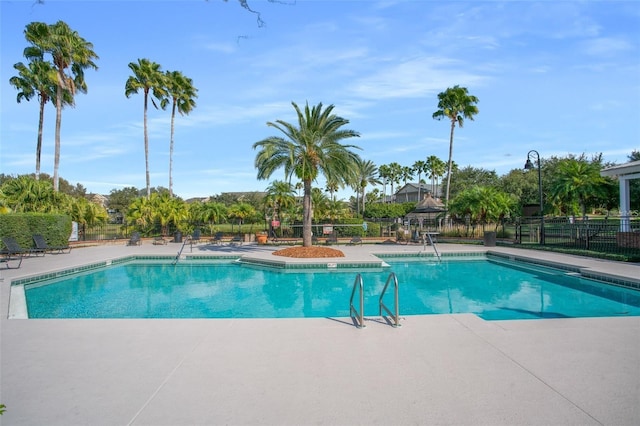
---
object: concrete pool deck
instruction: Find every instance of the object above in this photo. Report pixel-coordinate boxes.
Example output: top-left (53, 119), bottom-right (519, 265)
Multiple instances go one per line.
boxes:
top-left (1, 242), bottom-right (639, 425)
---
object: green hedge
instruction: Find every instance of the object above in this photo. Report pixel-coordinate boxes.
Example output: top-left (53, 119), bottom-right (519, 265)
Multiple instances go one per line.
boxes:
top-left (0, 213), bottom-right (72, 249)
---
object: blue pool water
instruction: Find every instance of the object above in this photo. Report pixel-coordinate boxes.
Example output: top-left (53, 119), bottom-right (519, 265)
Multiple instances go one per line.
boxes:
top-left (24, 258), bottom-right (640, 320)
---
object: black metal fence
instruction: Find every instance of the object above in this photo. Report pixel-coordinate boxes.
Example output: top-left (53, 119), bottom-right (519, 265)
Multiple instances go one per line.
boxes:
top-left (516, 215), bottom-right (640, 259)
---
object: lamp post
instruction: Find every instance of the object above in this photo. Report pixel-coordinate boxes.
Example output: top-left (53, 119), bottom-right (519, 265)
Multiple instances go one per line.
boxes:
top-left (524, 150), bottom-right (545, 245)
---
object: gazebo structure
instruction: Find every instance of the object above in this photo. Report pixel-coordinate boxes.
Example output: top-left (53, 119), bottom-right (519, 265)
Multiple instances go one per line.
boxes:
top-left (600, 160), bottom-right (640, 232)
top-left (405, 192), bottom-right (446, 232)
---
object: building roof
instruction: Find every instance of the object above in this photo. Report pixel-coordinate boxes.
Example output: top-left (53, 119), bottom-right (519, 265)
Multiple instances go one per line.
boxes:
top-left (600, 160), bottom-right (640, 178)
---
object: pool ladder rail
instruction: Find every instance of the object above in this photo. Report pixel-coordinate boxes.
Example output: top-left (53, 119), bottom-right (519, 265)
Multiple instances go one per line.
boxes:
top-left (173, 237), bottom-right (191, 264)
top-left (350, 272), bottom-right (401, 329)
top-left (379, 272), bottom-right (401, 327)
top-left (422, 232), bottom-right (441, 261)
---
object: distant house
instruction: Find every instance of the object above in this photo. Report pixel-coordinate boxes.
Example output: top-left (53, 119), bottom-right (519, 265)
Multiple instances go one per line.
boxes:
top-left (393, 183), bottom-right (442, 203)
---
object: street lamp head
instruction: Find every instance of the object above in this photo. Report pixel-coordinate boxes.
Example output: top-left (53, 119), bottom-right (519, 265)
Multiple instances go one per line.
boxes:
top-left (524, 158), bottom-right (534, 170)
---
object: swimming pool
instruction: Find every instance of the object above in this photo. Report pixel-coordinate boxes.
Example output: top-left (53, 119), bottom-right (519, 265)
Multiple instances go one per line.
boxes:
top-left (21, 256), bottom-right (640, 320)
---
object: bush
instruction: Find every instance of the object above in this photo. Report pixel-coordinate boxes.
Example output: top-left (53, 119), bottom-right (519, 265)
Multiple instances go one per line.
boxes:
top-left (0, 213), bottom-right (72, 248)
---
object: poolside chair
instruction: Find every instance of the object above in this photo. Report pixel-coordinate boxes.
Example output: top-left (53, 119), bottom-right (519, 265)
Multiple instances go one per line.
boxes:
top-left (127, 232), bottom-right (142, 246)
top-left (1, 237), bottom-right (36, 268)
top-left (348, 236), bottom-right (363, 245)
top-left (191, 229), bottom-right (201, 244)
top-left (33, 234), bottom-right (71, 254)
top-left (152, 236), bottom-right (168, 245)
top-left (325, 233), bottom-right (338, 245)
top-left (210, 232), bottom-right (224, 245)
top-left (229, 235), bottom-right (243, 246)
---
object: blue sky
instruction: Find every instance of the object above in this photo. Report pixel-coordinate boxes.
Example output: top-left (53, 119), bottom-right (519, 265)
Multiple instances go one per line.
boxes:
top-left (1, 0), bottom-right (639, 200)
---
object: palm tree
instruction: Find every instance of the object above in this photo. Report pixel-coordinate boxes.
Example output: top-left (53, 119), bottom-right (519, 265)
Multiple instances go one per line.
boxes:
top-left (161, 70), bottom-right (198, 197)
top-left (377, 164), bottom-right (390, 202)
top-left (265, 180), bottom-right (296, 236)
top-left (325, 179), bottom-right (340, 202)
top-left (386, 162), bottom-right (402, 201)
top-left (253, 101), bottom-right (360, 247)
top-left (425, 155), bottom-right (447, 197)
top-left (400, 165), bottom-right (414, 201)
top-left (550, 158), bottom-right (607, 217)
top-left (412, 160), bottom-right (427, 201)
top-left (23, 21), bottom-right (99, 192)
top-left (227, 202), bottom-right (256, 233)
top-left (432, 85), bottom-right (479, 204)
top-left (9, 58), bottom-right (62, 180)
top-left (352, 158), bottom-right (379, 217)
top-left (125, 58), bottom-right (167, 198)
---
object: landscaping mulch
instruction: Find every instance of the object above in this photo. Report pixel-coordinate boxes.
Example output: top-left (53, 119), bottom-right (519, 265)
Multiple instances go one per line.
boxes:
top-left (272, 246), bottom-right (345, 258)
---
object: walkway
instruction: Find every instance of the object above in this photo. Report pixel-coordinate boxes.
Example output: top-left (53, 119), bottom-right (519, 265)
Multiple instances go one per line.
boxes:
top-left (1, 242), bottom-right (639, 425)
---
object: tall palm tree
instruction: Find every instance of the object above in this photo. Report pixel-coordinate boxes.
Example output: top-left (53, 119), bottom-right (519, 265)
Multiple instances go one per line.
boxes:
top-left (23, 21), bottom-right (99, 192)
top-left (377, 163), bottom-right (392, 203)
top-left (400, 165), bottom-right (414, 201)
top-left (9, 59), bottom-right (62, 180)
top-left (253, 102), bottom-right (360, 247)
top-left (125, 58), bottom-right (166, 198)
top-left (352, 158), bottom-right (379, 217)
top-left (432, 85), bottom-right (479, 204)
top-left (386, 162), bottom-right (402, 201)
top-left (412, 160), bottom-right (427, 201)
top-left (161, 70), bottom-right (198, 197)
top-left (425, 155), bottom-right (447, 197)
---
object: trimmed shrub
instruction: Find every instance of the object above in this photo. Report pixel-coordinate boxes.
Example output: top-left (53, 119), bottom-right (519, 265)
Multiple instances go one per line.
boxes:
top-left (0, 213), bottom-right (72, 249)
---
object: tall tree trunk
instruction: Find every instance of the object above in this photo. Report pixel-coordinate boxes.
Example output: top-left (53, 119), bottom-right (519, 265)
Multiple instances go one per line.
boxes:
top-left (445, 120), bottom-right (456, 204)
top-left (36, 96), bottom-right (46, 180)
top-left (302, 179), bottom-right (313, 247)
top-left (144, 90), bottom-right (151, 198)
top-left (53, 82), bottom-right (63, 192)
top-left (169, 102), bottom-right (176, 197)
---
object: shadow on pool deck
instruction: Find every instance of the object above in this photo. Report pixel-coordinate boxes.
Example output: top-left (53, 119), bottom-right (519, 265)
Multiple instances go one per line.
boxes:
top-left (1, 243), bottom-right (639, 425)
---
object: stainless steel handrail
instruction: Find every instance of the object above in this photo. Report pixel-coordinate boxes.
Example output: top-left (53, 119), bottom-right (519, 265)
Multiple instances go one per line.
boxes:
top-left (349, 274), bottom-right (365, 328)
top-left (379, 272), bottom-right (401, 327)
top-left (423, 232), bottom-right (441, 261)
top-left (173, 237), bottom-right (190, 265)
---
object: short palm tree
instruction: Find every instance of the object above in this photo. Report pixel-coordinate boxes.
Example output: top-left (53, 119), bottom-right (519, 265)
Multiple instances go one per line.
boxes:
top-left (265, 180), bottom-right (296, 222)
top-left (125, 58), bottom-right (167, 198)
top-left (23, 21), bottom-right (99, 192)
top-left (432, 85), bottom-right (479, 204)
top-left (161, 70), bottom-right (198, 197)
top-left (253, 102), bottom-right (360, 247)
top-left (550, 158), bottom-right (607, 217)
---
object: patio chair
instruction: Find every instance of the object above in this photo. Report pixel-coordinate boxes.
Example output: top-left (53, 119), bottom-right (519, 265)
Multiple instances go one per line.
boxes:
top-left (127, 232), bottom-right (142, 246)
top-left (229, 235), bottom-right (243, 246)
top-left (33, 234), bottom-right (71, 254)
top-left (152, 236), bottom-right (168, 245)
top-left (348, 236), bottom-right (363, 245)
top-left (1, 237), bottom-right (35, 268)
top-left (210, 232), bottom-right (224, 245)
top-left (325, 233), bottom-right (338, 245)
top-left (191, 229), bottom-right (201, 244)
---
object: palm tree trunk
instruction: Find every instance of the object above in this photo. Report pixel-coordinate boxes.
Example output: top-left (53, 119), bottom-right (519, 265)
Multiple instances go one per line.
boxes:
top-left (169, 102), bottom-right (176, 197)
top-left (36, 97), bottom-right (46, 180)
top-left (445, 120), bottom-right (456, 204)
top-left (302, 179), bottom-right (313, 247)
top-left (144, 90), bottom-right (151, 198)
top-left (53, 82), bottom-right (63, 192)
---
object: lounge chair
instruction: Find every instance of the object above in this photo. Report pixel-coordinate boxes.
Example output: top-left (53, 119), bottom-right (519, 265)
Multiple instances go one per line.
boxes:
top-left (325, 233), bottom-right (338, 245)
top-left (127, 232), bottom-right (142, 246)
top-left (229, 235), bottom-right (243, 246)
top-left (348, 236), bottom-right (363, 245)
top-left (153, 236), bottom-right (168, 245)
top-left (1, 237), bottom-right (36, 268)
top-left (210, 232), bottom-right (224, 245)
top-left (33, 234), bottom-right (71, 254)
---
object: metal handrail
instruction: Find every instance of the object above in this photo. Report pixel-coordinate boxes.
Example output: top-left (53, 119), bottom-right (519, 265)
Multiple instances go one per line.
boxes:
top-left (173, 237), bottom-right (190, 265)
top-left (423, 232), bottom-right (441, 261)
top-left (379, 272), bottom-right (401, 327)
top-left (349, 274), bottom-right (365, 328)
